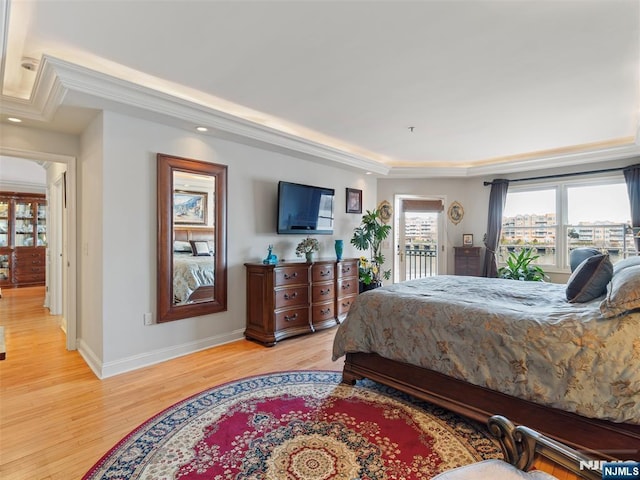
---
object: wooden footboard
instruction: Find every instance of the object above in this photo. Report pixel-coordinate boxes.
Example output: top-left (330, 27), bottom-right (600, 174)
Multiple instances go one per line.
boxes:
top-left (343, 352), bottom-right (640, 461)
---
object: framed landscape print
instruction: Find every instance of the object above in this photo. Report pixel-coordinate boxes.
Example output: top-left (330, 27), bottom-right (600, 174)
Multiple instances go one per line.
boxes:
top-left (173, 190), bottom-right (207, 225)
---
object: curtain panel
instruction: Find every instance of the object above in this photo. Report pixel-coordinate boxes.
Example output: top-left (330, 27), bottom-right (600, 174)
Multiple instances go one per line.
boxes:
top-left (482, 179), bottom-right (509, 277)
top-left (624, 163), bottom-right (640, 253)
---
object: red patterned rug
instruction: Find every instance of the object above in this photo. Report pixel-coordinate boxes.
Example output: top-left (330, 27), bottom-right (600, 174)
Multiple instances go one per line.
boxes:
top-left (83, 371), bottom-right (502, 479)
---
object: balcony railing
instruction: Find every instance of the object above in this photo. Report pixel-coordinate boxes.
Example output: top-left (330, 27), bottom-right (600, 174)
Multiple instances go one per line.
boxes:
top-left (404, 245), bottom-right (437, 280)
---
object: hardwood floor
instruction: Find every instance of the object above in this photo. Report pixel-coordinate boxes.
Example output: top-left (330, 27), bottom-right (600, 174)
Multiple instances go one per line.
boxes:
top-left (0, 286), bottom-right (579, 480)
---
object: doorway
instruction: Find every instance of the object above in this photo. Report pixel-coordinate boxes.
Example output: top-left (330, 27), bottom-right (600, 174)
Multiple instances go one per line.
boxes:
top-left (394, 195), bottom-right (446, 283)
top-left (0, 148), bottom-right (77, 350)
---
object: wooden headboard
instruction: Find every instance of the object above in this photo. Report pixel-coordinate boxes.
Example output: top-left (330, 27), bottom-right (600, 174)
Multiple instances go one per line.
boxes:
top-left (174, 226), bottom-right (215, 242)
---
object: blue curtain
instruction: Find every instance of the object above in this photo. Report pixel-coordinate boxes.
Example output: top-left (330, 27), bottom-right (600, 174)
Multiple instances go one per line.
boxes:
top-left (482, 179), bottom-right (509, 277)
top-left (624, 164), bottom-right (640, 253)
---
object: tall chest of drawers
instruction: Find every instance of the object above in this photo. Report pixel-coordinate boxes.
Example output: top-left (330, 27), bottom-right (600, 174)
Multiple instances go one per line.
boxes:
top-left (245, 258), bottom-right (358, 346)
top-left (454, 247), bottom-right (483, 276)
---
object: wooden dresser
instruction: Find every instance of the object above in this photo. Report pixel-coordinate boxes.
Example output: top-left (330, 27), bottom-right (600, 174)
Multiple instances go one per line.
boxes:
top-left (245, 258), bottom-right (358, 346)
top-left (454, 246), bottom-right (482, 276)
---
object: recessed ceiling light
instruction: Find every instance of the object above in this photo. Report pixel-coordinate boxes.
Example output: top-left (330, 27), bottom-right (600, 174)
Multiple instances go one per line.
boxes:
top-left (366, 171), bottom-right (372, 175)
top-left (7, 117), bottom-right (22, 123)
top-left (196, 126), bottom-right (208, 132)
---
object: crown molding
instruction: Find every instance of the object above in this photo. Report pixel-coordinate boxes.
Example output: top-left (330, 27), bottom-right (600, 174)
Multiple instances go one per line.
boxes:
top-left (385, 143), bottom-right (640, 178)
top-left (3, 55), bottom-right (390, 175)
top-left (1, 54), bottom-right (637, 178)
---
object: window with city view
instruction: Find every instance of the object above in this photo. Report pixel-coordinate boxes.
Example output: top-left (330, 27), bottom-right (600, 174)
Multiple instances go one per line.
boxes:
top-left (499, 179), bottom-right (633, 270)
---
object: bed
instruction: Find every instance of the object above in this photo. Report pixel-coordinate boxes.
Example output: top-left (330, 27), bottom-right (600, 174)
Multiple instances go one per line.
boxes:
top-left (332, 261), bottom-right (640, 460)
top-left (173, 227), bottom-right (215, 304)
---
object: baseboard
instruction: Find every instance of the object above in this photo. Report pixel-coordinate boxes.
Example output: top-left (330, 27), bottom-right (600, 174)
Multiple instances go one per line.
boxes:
top-left (78, 329), bottom-right (246, 379)
top-left (77, 339), bottom-right (103, 379)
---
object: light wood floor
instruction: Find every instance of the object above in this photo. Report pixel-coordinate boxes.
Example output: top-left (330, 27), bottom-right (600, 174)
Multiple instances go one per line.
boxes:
top-left (0, 286), bottom-right (578, 480)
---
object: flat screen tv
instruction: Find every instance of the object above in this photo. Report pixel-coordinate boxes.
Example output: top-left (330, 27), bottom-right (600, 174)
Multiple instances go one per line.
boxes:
top-left (277, 181), bottom-right (335, 234)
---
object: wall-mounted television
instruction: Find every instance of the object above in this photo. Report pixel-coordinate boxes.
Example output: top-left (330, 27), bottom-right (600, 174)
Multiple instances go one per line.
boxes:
top-left (277, 181), bottom-right (335, 234)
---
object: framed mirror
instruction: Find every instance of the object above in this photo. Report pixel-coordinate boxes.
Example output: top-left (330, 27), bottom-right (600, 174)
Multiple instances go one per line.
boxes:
top-left (157, 153), bottom-right (227, 322)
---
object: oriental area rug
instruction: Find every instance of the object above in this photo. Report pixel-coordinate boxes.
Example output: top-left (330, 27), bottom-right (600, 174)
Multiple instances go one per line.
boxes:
top-left (83, 371), bottom-right (502, 479)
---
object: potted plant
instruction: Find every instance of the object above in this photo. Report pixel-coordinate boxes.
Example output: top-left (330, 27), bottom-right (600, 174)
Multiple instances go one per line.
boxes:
top-left (296, 237), bottom-right (319, 262)
top-left (351, 208), bottom-right (392, 291)
top-left (498, 248), bottom-right (547, 281)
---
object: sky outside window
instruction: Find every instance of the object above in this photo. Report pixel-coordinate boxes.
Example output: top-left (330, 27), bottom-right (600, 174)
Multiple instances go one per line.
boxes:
top-left (503, 189), bottom-right (556, 218)
top-left (567, 183), bottom-right (630, 224)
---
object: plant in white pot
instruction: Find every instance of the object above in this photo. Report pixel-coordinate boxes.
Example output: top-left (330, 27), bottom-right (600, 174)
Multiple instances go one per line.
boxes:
top-left (351, 208), bottom-right (391, 291)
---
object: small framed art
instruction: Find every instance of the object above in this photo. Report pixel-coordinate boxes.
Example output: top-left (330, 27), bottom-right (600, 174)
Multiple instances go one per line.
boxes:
top-left (463, 234), bottom-right (473, 246)
top-left (173, 190), bottom-right (207, 225)
top-left (346, 188), bottom-right (362, 214)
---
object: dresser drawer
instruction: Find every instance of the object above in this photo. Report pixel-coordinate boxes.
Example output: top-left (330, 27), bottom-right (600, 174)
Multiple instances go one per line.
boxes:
top-left (14, 272), bottom-right (45, 283)
top-left (337, 294), bottom-right (357, 318)
top-left (14, 265), bottom-right (45, 275)
top-left (337, 278), bottom-right (358, 296)
top-left (274, 286), bottom-right (309, 309)
top-left (275, 307), bottom-right (310, 331)
top-left (455, 247), bottom-right (481, 257)
top-left (312, 282), bottom-right (334, 302)
top-left (15, 252), bottom-right (45, 262)
top-left (311, 302), bottom-right (334, 322)
top-left (15, 257), bottom-right (45, 267)
top-left (274, 265), bottom-right (309, 287)
top-left (337, 260), bottom-right (358, 279)
top-left (311, 263), bottom-right (334, 282)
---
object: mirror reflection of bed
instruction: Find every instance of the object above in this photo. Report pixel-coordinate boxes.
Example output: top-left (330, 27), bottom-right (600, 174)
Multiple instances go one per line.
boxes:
top-left (173, 227), bottom-right (215, 305)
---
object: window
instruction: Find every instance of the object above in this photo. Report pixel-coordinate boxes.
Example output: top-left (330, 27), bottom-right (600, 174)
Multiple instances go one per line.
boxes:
top-left (499, 177), bottom-right (632, 271)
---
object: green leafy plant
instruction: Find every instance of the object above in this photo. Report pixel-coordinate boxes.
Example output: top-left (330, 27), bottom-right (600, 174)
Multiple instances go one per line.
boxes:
top-left (498, 248), bottom-right (547, 281)
top-left (295, 237), bottom-right (319, 257)
top-left (351, 209), bottom-right (392, 285)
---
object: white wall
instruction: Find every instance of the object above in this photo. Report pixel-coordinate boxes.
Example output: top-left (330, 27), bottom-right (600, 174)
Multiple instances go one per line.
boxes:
top-left (0, 156), bottom-right (46, 192)
top-left (78, 114), bottom-right (105, 365)
top-left (377, 176), bottom-right (488, 275)
top-left (78, 110), bottom-right (375, 376)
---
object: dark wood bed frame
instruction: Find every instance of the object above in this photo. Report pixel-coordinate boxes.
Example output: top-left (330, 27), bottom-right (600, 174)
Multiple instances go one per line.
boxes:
top-left (342, 352), bottom-right (640, 461)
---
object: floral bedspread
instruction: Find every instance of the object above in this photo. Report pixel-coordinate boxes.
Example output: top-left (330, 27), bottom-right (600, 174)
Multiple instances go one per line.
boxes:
top-left (332, 275), bottom-right (640, 424)
top-left (173, 253), bottom-right (214, 303)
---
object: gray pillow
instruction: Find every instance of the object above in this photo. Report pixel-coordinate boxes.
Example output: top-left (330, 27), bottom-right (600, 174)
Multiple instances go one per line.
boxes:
top-left (569, 247), bottom-right (601, 272)
top-left (190, 240), bottom-right (211, 256)
top-left (600, 264), bottom-right (640, 318)
top-left (612, 255), bottom-right (640, 276)
top-left (566, 254), bottom-right (613, 303)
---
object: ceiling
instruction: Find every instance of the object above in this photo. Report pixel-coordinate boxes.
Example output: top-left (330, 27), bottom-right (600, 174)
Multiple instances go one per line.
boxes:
top-left (1, 0), bottom-right (639, 177)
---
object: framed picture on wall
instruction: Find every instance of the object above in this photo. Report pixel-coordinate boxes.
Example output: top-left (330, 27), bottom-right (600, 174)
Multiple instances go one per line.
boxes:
top-left (173, 190), bottom-right (207, 225)
top-left (463, 234), bottom-right (473, 246)
top-left (346, 188), bottom-right (362, 214)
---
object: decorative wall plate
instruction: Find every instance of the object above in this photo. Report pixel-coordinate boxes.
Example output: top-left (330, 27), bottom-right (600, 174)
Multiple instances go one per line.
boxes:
top-left (447, 201), bottom-right (464, 225)
top-left (377, 200), bottom-right (393, 224)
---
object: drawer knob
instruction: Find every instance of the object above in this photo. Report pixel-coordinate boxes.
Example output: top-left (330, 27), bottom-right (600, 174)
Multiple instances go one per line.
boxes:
top-left (284, 313), bottom-right (298, 322)
top-left (320, 270), bottom-right (330, 276)
top-left (284, 272), bottom-right (298, 280)
top-left (342, 266), bottom-right (351, 273)
top-left (283, 292), bottom-right (298, 300)
top-left (342, 283), bottom-right (351, 290)
top-left (320, 307), bottom-right (331, 315)
top-left (342, 301), bottom-right (351, 308)
top-left (320, 288), bottom-right (331, 296)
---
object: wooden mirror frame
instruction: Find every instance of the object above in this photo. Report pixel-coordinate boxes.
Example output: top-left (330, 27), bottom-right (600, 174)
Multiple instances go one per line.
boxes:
top-left (157, 153), bottom-right (227, 322)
